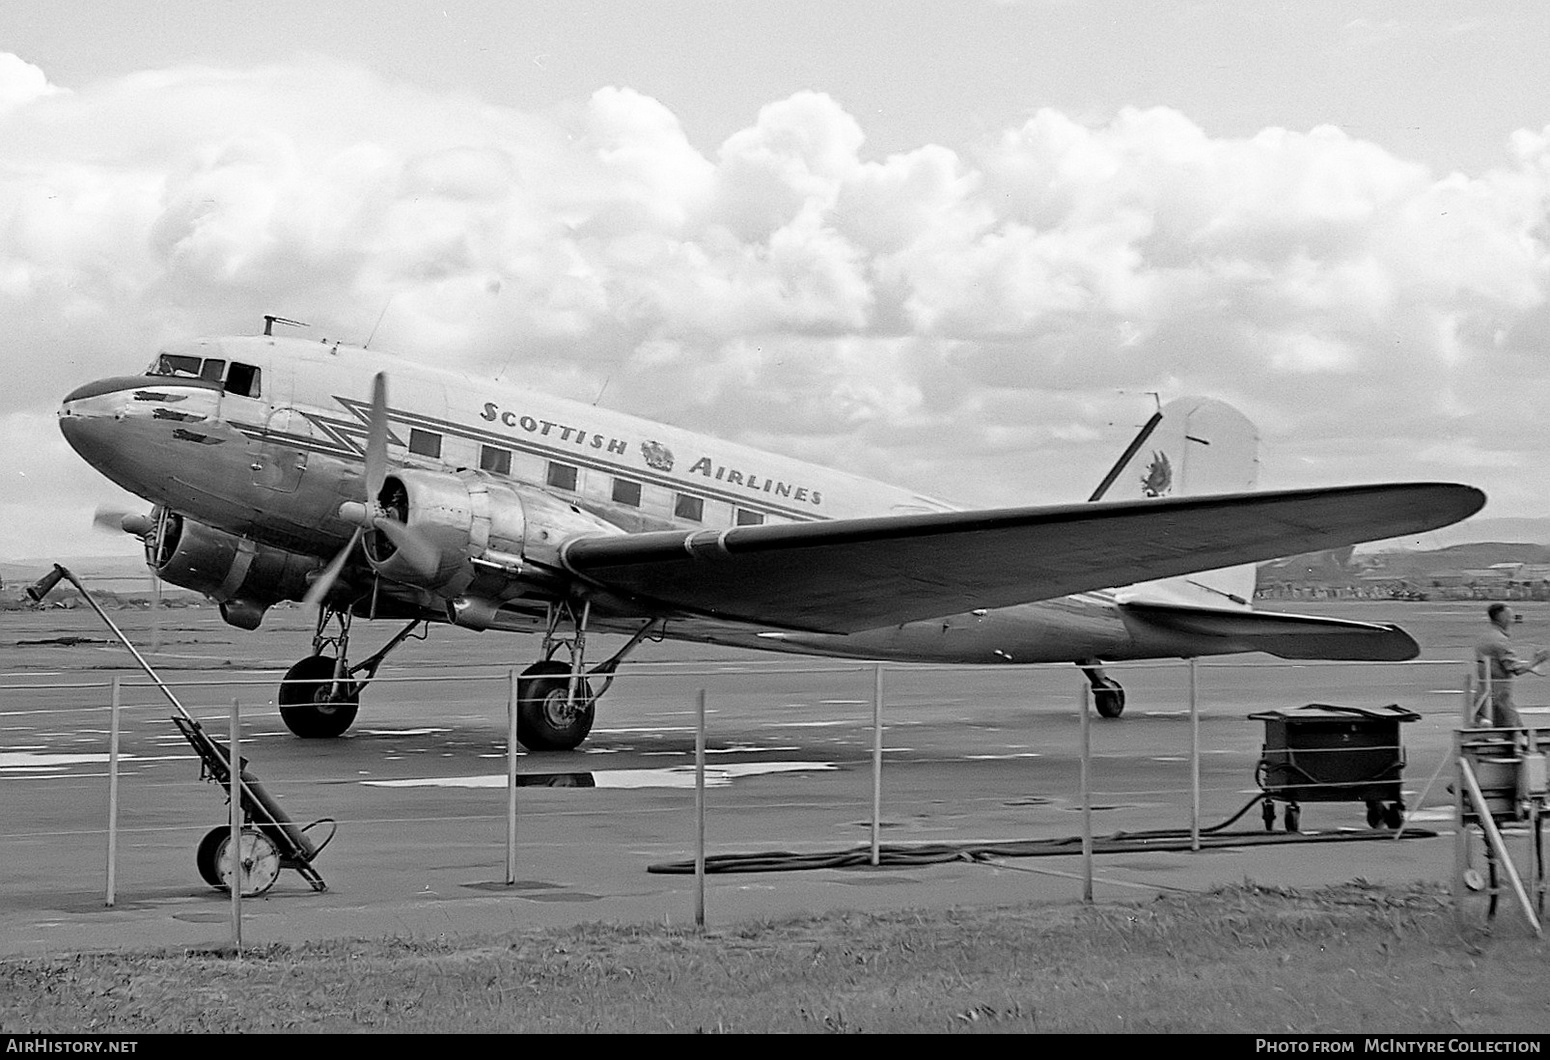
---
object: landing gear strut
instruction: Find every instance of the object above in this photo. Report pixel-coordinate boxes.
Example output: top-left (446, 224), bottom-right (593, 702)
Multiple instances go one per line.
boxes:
top-left (517, 601), bottom-right (662, 752)
top-left (278, 609), bottom-right (426, 738)
top-left (1080, 664), bottom-right (1126, 719)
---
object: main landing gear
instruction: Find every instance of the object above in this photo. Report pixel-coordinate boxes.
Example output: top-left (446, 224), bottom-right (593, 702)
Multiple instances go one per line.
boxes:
top-left (517, 601), bottom-right (663, 752)
top-left (278, 609), bottom-right (426, 738)
top-left (1080, 664), bottom-right (1126, 719)
top-left (277, 601), bottom-right (663, 753)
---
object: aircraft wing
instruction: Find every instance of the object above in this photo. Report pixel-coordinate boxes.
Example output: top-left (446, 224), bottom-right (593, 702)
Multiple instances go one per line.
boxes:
top-left (559, 482), bottom-right (1483, 634)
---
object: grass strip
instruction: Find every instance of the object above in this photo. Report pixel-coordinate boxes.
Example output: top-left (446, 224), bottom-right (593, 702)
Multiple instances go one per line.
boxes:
top-left (1, 880), bottom-right (1546, 1033)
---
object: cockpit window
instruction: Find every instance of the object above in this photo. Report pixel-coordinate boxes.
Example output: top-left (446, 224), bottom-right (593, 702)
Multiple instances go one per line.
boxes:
top-left (147, 354), bottom-right (261, 398)
top-left (225, 362), bottom-right (261, 398)
top-left (148, 353), bottom-right (204, 378)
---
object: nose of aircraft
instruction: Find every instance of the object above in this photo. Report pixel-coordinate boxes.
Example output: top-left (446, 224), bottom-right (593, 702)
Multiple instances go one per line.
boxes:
top-left (57, 376), bottom-right (141, 468)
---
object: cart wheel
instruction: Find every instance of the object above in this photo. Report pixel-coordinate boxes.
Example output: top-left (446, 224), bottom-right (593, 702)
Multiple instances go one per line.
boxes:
top-left (1382, 803), bottom-right (1405, 830)
top-left (214, 828), bottom-right (281, 897)
top-left (1365, 800), bottom-right (1384, 829)
top-left (1284, 804), bottom-right (1301, 833)
top-left (1262, 798), bottom-right (1276, 832)
top-left (195, 826), bottom-right (227, 888)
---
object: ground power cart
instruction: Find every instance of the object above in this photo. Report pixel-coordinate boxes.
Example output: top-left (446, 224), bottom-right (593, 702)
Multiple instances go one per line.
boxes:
top-left (1250, 703), bottom-right (1420, 832)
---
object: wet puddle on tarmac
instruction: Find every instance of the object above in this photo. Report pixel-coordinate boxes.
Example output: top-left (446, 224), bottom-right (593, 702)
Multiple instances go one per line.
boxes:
top-left (362, 760), bottom-right (838, 790)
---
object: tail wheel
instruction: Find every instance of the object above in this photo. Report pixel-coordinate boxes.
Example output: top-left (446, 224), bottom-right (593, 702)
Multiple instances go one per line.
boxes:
top-left (518, 661), bottom-right (595, 752)
top-left (278, 655), bottom-right (359, 738)
top-left (1093, 685), bottom-right (1125, 719)
top-left (1081, 666), bottom-right (1125, 718)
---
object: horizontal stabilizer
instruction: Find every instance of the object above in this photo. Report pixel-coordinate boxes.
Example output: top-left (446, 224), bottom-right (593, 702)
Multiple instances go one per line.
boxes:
top-left (1121, 601), bottom-right (1420, 661)
top-left (560, 481), bottom-right (1484, 634)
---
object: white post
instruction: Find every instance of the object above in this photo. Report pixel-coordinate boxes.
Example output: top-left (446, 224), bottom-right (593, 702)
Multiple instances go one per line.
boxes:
top-left (105, 677), bottom-right (121, 907)
top-left (871, 665), bottom-right (883, 867)
top-left (229, 697), bottom-right (242, 954)
top-left (1080, 682), bottom-right (1093, 903)
top-left (506, 669), bottom-right (519, 885)
top-left (695, 688), bottom-right (707, 929)
top-left (1189, 658), bottom-right (1201, 852)
top-left (1455, 670), bottom-right (1473, 929)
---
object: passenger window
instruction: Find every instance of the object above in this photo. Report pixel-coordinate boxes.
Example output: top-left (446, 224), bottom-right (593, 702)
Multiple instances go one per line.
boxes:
top-left (736, 509), bottom-right (765, 526)
top-left (547, 462), bottom-right (578, 491)
top-left (225, 362), bottom-right (261, 398)
top-left (612, 478), bottom-right (642, 507)
top-left (674, 494), bottom-right (703, 522)
top-left (199, 359), bottom-right (226, 382)
top-left (480, 445), bottom-right (511, 475)
top-left (409, 428), bottom-right (442, 459)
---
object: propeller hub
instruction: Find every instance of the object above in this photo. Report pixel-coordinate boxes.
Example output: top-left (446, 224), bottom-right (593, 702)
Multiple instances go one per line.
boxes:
top-left (338, 500), bottom-right (371, 526)
top-left (120, 513), bottom-right (154, 537)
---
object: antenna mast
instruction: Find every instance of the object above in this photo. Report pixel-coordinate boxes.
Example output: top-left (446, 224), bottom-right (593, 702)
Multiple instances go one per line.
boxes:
top-left (263, 315), bottom-right (309, 337)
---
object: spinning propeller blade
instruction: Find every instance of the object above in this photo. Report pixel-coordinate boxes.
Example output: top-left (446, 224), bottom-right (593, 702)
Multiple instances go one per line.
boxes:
top-left (306, 372), bottom-right (438, 605)
top-left (365, 371), bottom-right (388, 500)
top-left (303, 526), bottom-right (364, 608)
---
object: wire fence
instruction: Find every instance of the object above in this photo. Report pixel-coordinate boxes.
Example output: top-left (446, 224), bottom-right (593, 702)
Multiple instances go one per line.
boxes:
top-left (7, 652), bottom-right (1548, 942)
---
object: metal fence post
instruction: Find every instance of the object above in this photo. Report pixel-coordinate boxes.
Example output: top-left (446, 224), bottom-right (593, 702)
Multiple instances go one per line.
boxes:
top-left (229, 697), bottom-right (242, 955)
top-left (695, 688), bottom-right (707, 929)
top-left (1189, 658), bottom-right (1200, 852)
top-left (506, 669), bottom-right (519, 885)
top-left (871, 664), bottom-right (883, 866)
top-left (105, 677), bottom-right (121, 907)
top-left (1080, 681), bottom-right (1093, 903)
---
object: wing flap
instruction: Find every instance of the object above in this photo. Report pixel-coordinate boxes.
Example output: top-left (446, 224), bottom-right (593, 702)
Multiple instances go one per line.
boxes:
top-left (1120, 601), bottom-right (1420, 661)
top-left (560, 482), bottom-right (1483, 633)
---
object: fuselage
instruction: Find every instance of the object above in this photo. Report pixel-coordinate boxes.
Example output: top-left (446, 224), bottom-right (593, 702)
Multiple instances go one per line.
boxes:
top-left (55, 334), bottom-right (1309, 666)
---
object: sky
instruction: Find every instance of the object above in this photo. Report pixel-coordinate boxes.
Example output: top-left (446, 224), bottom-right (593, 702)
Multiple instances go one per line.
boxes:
top-left (3, 0), bottom-right (1550, 560)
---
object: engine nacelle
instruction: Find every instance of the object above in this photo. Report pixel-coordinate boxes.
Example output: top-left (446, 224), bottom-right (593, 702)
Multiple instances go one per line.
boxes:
top-left (149, 511), bottom-right (322, 621)
top-left (364, 468), bottom-right (625, 599)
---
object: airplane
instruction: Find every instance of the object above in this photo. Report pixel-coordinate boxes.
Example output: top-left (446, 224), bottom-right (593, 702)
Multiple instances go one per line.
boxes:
top-left (56, 319), bottom-right (1485, 750)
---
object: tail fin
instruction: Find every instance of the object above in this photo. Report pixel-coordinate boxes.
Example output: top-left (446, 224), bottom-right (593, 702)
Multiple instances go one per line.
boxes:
top-left (1103, 397), bottom-right (1261, 607)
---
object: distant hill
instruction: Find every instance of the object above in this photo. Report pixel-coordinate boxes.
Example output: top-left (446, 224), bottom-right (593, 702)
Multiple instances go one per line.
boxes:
top-left (1357, 516), bottom-right (1550, 553)
top-left (0, 555), bottom-right (205, 606)
top-left (1363, 542), bottom-right (1550, 574)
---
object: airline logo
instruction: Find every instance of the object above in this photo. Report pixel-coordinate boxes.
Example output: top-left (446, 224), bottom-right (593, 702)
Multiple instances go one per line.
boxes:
top-left (1141, 452), bottom-right (1173, 498)
top-left (481, 401), bottom-right (824, 507)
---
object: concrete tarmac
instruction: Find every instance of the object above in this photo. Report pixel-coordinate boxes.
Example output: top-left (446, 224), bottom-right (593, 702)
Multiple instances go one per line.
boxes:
top-left (0, 600), bottom-right (1541, 956)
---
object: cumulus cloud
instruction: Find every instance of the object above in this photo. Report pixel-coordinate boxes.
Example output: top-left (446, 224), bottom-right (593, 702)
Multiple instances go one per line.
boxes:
top-left (2, 52), bottom-right (1549, 555)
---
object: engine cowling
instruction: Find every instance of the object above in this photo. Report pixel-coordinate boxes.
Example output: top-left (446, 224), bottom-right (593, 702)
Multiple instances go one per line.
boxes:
top-left (149, 511), bottom-right (322, 625)
top-left (363, 468), bottom-right (625, 599)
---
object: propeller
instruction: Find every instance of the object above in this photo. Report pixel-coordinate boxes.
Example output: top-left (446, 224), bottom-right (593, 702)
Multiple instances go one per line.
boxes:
top-left (302, 372), bottom-right (439, 607)
top-left (91, 505), bottom-right (163, 651)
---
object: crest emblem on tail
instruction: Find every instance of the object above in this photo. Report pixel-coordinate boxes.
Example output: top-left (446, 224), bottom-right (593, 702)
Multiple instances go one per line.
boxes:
top-left (1140, 451), bottom-right (1172, 497)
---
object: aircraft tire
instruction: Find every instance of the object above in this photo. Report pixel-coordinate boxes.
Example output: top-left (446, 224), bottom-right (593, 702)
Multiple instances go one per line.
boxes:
top-left (1093, 684), bottom-right (1125, 719)
top-left (517, 661), bottom-right (595, 752)
top-left (278, 655), bottom-right (360, 739)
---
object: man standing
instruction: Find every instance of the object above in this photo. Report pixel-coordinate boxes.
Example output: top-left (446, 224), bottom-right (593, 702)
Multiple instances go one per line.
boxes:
top-left (1475, 603), bottom-right (1549, 728)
